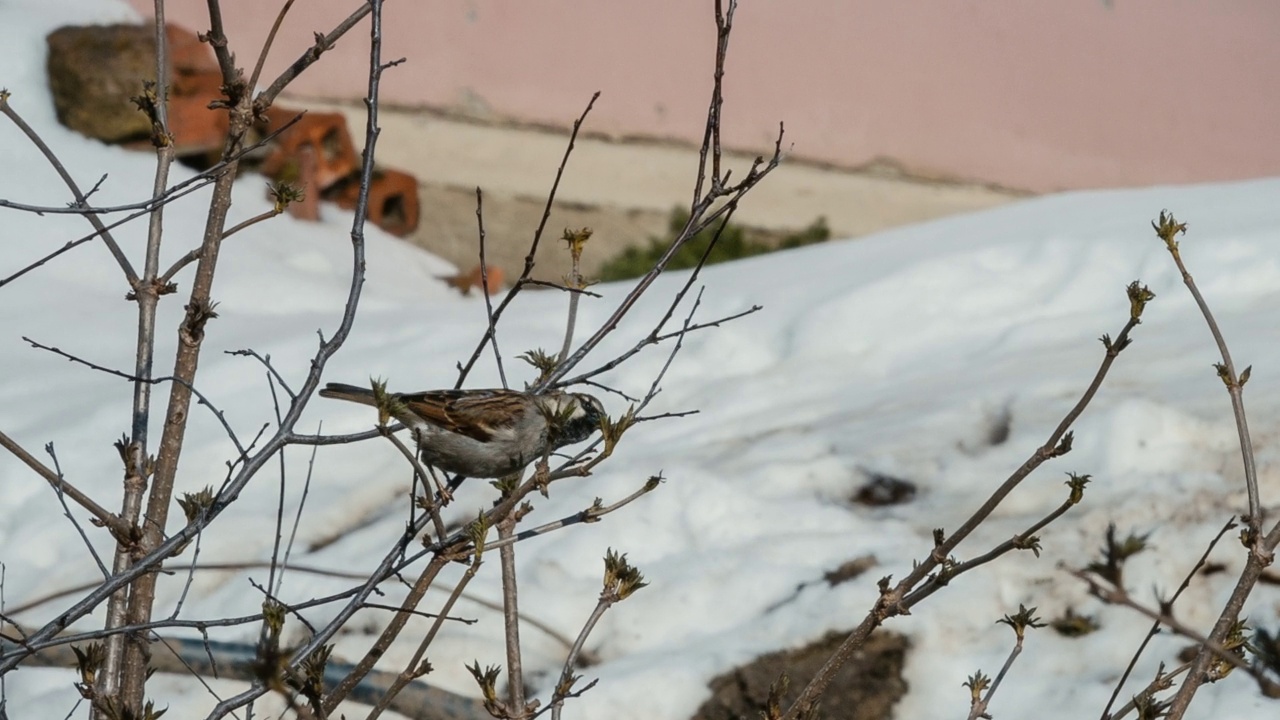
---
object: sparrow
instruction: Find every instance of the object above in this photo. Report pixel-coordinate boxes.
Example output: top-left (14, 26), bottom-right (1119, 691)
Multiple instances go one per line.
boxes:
top-left (318, 383), bottom-right (606, 479)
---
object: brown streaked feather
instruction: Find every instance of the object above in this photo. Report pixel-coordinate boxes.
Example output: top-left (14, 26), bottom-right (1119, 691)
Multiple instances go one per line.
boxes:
top-left (396, 389), bottom-right (528, 442)
top-left (318, 383), bottom-right (377, 405)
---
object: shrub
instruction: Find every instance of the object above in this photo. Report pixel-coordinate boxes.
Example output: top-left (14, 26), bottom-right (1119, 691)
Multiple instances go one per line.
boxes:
top-left (598, 207), bottom-right (830, 281)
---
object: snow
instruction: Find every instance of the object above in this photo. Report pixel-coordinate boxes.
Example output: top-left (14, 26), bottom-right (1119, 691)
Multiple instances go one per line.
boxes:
top-left (3, 0), bottom-right (1279, 718)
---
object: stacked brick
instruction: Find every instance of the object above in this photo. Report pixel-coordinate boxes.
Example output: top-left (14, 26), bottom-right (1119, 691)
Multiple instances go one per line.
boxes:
top-left (46, 23), bottom-right (420, 237)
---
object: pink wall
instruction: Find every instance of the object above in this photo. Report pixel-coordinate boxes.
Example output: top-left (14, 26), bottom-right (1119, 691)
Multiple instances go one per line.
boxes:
top-left (129, 1), bottom-right (1280, 192)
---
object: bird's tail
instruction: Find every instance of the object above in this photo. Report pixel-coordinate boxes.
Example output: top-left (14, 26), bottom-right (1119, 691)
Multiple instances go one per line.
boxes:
top-left (318, 382), bottom-right (378, 406)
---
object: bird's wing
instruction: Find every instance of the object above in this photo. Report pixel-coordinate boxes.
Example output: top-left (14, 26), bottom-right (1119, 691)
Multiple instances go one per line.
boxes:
top-left (397, 389), bottom-right (528, 442)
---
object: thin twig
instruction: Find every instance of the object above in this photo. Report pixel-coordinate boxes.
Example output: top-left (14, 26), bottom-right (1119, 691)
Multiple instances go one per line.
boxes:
top-left (1099, 517), bottom-right (1238, 720)
top-left (0, 430), bottom-right (126, 538)
top-left (319, 555), bottom-right (450, 714)
top-left (0, 116), bottom-right (303, 291)
top-left (634, 410), bottom-right (698, 423)
top-left (0, 112), bottom-right (301, 219)
top-left (158, 208), bottom-right (281, 285)
top-left (279, 425), bottom-right (319, 596)
top-left (968, 635), bottom-right (1025, 720)
top-left (455, 92), bottom-right (601, 388)
top-left (287, 426), bottom-right (394, 446)
top-left (576, 380), bottom-right (638, 403)
top-left (557, 230), bottom-right (586, 365)
top-left (1153, 213), bottom-right (1260, 540)
top-left (266, 372), bottom-right (289, 602)
top-left (379, 428), bottom-right (447, 543)
top-left (498, 512), bottom-right (527, 719)
top-left (0, 94), bottom-right (137, 286)
top-left (691, 0), bottom-right (734, 207)
top-left (22, 337), bottom-right (248, 458)
top-left (168, 518), bottom-right (206, 619)
top-left (474, 187), bottom-right (508, 389)
top-left (523, 280), bottom-right (602, 297)
top-left (224, 349), bottom-right (296, 400)
top-left (365, 552), bottom-right (484, 720)
top-left (1151, 213), bottom-right (1278, 719)
top-left (248, 0), bottom-right (297, 93)
top-left (358, 602), bottom-right (473, 623)
top-left (634, 287), bottom-right (705, 414)
top-left (82, 174), bottom-right (110, 203)
top-left (555, 304), bottom-right (761, 388)
top-left (485, 476), bottom-right (662, 553)
top-left (255, 2), bottom-right (373, 107)
top-left (153, 635), bottom-right (234, 714)
top-left (1, 564), bottom-right (8, 715)
top-left (548, 600), bottom-right (610, 720)
top-left (782, 306), bottom-right (1146, 719)
top-left (44, 444), bottom-right (109, 578)
top-left (1074, 571), bottom-right (1280, 698)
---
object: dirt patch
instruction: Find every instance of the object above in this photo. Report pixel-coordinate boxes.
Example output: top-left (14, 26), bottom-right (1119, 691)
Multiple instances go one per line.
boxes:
top-left (693, 630), bottom-right (909, 720)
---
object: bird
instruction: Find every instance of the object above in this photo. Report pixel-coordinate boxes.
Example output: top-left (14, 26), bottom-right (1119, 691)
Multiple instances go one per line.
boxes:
top-left (318, 383), bottom-right (606, 479)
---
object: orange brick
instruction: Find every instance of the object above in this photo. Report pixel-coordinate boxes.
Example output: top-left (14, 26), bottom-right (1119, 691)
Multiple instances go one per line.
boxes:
top-left (259, 111), bottom-right (359, 191)
top-left (158, 24), bottom-right (229, 157)
top-left (165, 24), bottom-right (218, 78)
top-left (331, 168), bottom-right (421, 237)
top-left (166, 68), bottom-right (229, 156)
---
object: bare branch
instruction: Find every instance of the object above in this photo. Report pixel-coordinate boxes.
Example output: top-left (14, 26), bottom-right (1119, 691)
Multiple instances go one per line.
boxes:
top-left (287, 426), bottom-right (395, 446)
top-left (1152, 212), bottom-right (1261, 541)
top-left (498, 510), bottom-right (528, 719)
top-left (277, 424), bottom-right (318, 596)
top-left (22, 337), bottom-right (248, 458)
top-left (455, 92), bottom-right (601, 387)
top-left (691, 0), bottom-right (735, 206)
top-left (0, 114), bottom-right (303, 291)
top-left (1149, 212), bottom-right (1279, 718)
top-left (224, 349), bottom-right (296, 400)
top-left (379, 427), bottom-right (447, 543)
top-left (548, 600), bottom-right (610, 720)
top-left (555, 304), bottom-right (761, 389)
top-left (254, 2), bottom-right (372, 108)
top-left (540, 135), bottom-right (783, 391)
top-left (44, 443), bottom-right (110, 579)
top-left (106, 3), bottom-right (180, 695)
top-left (552, 201), bottom-right (764, 393)
top-left (522, 280), bottom-right (602, 297)
top-left (474, 187), bottom-right (508, 389)
top-left (967, 642), bottom-right (1022, 720)
top-left (0, 94), bottom-right (137, 286)
top-left (486, 476), bottom-right (662, 553)
top-left (159, 208), bottom-right (281, 285)
top-left (1074, 570), bottom-right (1280, 699)
top-left (320, 555), bottom-right (450, 714)
top-left (248, 0), bottom-right (297, 93)
top-left (365, 552), bottom-right (484, 720)
top-left (782, 301), bottom-right (1147, 719)
top-left (0, 112), bottom-right (302, 218)
top-left (0, 430), bottom-right (127, 538)
top-left (1099, 517), bottom-right (1238, 720)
